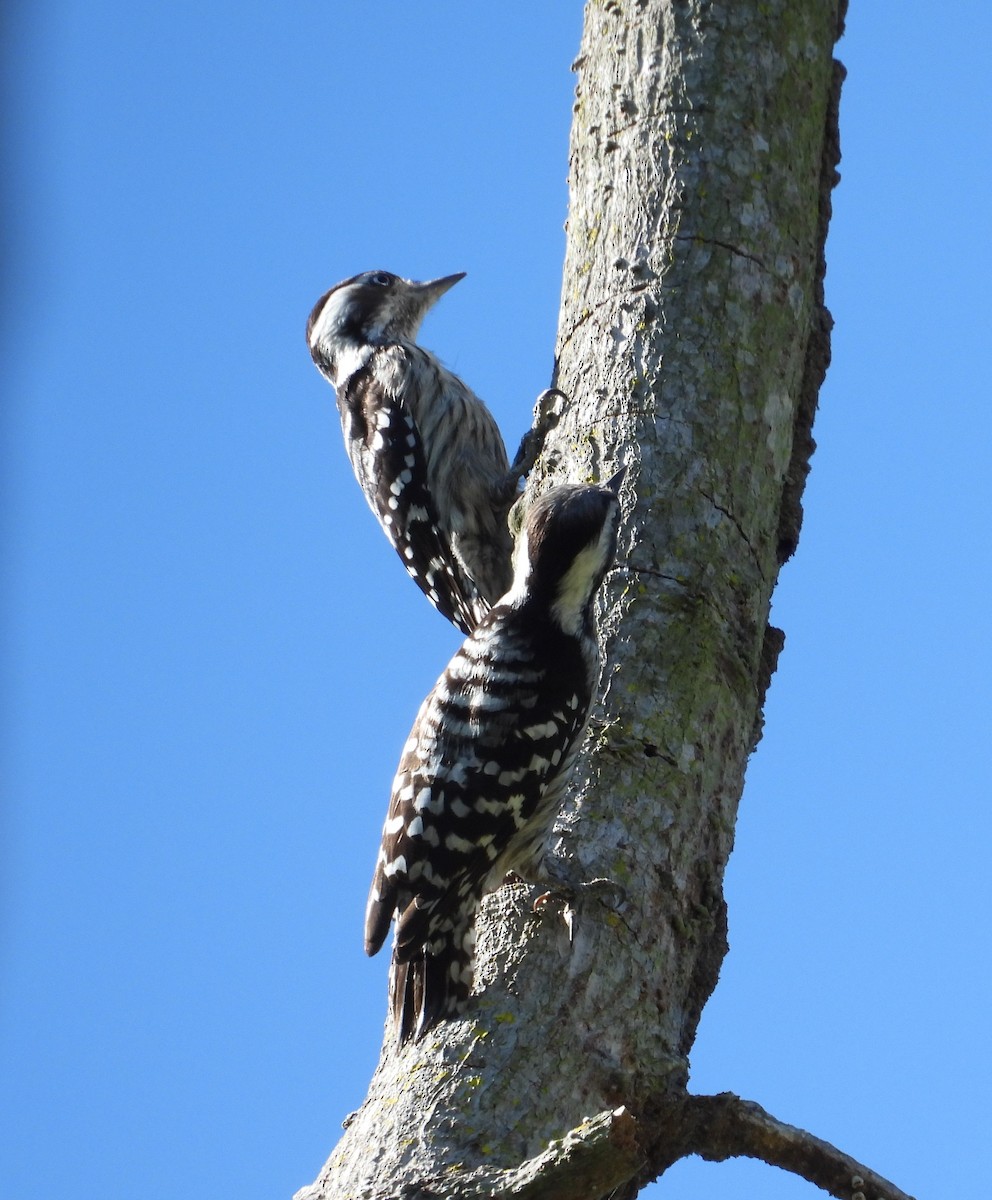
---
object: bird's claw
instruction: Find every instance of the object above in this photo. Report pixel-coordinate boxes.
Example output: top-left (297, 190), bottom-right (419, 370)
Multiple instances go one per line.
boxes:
top-left (531, 875), bottom-right (626, 914)
top-left (496, 389), bottom-right (568, 507)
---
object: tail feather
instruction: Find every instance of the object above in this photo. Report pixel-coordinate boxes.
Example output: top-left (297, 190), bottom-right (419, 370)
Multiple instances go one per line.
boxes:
top-left (364, 865), bottom-right (395, 958)
top-left (388, 916), bottom-right (476, 1043)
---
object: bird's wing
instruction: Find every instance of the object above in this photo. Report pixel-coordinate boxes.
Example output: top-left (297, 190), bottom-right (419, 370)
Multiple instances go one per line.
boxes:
top-left (337, 355), bottom-right (489, 635)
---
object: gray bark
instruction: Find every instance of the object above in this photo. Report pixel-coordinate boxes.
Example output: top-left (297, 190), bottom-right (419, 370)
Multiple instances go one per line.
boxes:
top-left (296, 2), bottom-right (913, 1198)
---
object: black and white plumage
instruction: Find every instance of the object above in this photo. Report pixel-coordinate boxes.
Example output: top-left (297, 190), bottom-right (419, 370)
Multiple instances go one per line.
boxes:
top-left (307, 269), bottom-right (524, 635)
top-left (364, 477), bottom-right (623, 1043)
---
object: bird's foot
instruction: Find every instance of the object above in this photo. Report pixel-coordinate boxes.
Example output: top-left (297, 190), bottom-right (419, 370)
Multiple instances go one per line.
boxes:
top-left (531, 867), bottom-right (626, 914)
top-left (494, 388), bottom-right (568, 506)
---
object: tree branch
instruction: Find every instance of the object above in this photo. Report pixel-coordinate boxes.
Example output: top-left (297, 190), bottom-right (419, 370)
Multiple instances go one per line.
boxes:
top-left (642, 1092), bottom-right (915, 1200)
top-left (491, 1106), bottom-right (645, 1200)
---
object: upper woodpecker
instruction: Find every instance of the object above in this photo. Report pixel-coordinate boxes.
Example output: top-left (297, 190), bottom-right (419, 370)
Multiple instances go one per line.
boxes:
top-left (307, 270), bottom-right (558, 634)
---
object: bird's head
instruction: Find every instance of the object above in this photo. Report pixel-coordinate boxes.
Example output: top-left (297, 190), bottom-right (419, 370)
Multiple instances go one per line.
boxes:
top-left (508, 472), bottom-right (624, 633)
top-left (307, 270), bottom-right (465, 379)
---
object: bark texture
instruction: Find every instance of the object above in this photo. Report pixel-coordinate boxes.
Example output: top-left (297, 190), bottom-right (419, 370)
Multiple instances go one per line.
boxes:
top-left (300, 1), bottom-right (855, 1196)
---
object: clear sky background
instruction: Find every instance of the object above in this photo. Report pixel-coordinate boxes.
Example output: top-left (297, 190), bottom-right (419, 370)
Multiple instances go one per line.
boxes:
top-left (2, 3), bottom-right (989, 1198)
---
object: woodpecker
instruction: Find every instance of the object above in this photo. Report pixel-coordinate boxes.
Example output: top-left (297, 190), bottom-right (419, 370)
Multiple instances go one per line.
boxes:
top-left (364, 475), bottom-right (623, 1043)
top-left (307, 270), bottom-right (560, 634)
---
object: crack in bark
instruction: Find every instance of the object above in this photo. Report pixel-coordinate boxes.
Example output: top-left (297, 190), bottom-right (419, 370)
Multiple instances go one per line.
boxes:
top-left (601, 119), bottom-right (641, 143)
top-left (621, 562), bottom-right (682, 584)
top-left (699, 488), bottom-right (767, 582)
top-left (593, 105), bottom-right (719, 146)
top-left (554, 294), bottom-right (628, 355)
top-left (673, 232), bottom-right (768, 270)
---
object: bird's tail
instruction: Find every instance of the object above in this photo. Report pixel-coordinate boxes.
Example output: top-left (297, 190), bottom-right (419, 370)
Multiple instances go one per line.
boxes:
top-left (389, 913), bottom-right (477, 1044)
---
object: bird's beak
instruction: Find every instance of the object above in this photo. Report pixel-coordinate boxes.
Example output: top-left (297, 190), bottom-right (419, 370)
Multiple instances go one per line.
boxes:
top-left (605, 466), bottom-right (627, 495)
top-left (414, 272), bottom-right (467, 301)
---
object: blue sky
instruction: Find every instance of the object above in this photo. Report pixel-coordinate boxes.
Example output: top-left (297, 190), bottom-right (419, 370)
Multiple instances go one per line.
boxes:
top-left (2, 3), bottom-right (990, 1198)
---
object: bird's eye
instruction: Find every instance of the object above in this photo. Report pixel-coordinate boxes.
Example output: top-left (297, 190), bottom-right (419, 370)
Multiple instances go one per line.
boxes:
top-left (367, 271), bottom-right (393, 287)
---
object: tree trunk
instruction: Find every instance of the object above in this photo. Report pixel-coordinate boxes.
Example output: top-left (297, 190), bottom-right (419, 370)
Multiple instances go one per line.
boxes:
top-left (295, 3), bottom-right (916, 1199)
